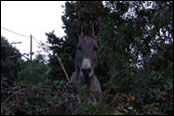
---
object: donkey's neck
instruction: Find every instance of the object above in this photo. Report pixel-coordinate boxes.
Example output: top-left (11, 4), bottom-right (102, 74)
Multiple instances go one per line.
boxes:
top-left (84, 75), bottom-right (95, 89)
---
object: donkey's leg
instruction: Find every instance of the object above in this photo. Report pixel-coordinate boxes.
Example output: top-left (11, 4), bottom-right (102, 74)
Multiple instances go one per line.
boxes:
top-left (70, 71), bottom-right (78, 84)
top-left (71, 71), bottom-right (85, 86)
top-left (88, 75), bottom-right (102, 104)
top-left (90, 75), bottom-right (102, 93)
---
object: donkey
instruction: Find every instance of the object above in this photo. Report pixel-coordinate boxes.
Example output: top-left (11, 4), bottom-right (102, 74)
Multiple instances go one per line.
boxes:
top-left (71, 20), bottom-right (102, 103)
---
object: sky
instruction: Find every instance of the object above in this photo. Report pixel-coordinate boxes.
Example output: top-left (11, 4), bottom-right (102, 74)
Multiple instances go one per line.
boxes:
top-left (1, 1), bottom-right (66, 60)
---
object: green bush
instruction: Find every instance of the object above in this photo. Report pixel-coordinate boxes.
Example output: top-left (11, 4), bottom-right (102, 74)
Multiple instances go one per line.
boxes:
top-left (1, 1), bottom-right (173, 115)
top-left (1, 36), bottom-right (21, 83)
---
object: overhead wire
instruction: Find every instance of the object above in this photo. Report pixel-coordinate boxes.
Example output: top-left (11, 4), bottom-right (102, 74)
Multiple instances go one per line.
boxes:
top-left (1, 27), bottom-right (42, 61)
top-left (1, 27), bottom-right (30, 38)
top-left (32, 36), bottom-right (41, 45)
top-left (1, 27), bottom-right (41, 46)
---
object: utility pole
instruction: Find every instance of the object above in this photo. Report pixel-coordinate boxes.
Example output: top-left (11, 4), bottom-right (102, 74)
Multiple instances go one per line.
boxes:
top-left (30, 34), bottom-right (32, 62)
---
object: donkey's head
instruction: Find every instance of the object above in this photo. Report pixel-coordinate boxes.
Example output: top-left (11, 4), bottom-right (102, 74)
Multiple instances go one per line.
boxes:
top-left (75, 20), bottom-right (99, 80)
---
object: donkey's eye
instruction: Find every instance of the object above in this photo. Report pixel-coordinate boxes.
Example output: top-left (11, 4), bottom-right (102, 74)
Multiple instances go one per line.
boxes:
top-left (93, 46), bottom-right (98, 51)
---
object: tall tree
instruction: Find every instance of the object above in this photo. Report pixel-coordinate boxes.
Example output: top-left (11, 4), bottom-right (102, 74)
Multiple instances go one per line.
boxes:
top-left (45, 2), bottom-right (173, 114)
top-left (1, 36), bottom-right (21, 83)
top-left (45, 2), bottom-right (78, 80)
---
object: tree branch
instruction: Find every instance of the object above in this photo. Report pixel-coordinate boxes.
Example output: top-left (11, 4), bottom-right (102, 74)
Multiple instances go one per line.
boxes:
top-left (56, 56), bottom-right (70, 81)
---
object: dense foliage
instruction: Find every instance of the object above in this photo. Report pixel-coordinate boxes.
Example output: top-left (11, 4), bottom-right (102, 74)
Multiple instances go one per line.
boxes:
top-left (1, 36), bottom-right (21, 83)
top-left (1, 1), bottom-right (173, 115)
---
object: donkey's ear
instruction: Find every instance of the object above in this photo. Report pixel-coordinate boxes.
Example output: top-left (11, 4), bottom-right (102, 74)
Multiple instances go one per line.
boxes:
top-left (91, 20), bottom-right (99, 38)
top-left (77, 20), bottom-right (84, 39)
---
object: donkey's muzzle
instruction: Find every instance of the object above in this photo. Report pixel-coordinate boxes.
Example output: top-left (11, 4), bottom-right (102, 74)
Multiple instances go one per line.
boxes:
top-left (82, 68), bottom-right (91, 77)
